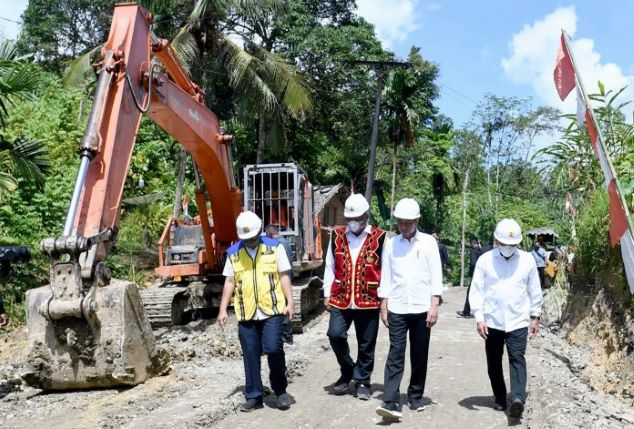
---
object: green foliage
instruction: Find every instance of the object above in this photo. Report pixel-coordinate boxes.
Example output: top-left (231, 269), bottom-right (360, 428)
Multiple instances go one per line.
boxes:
top-left (575, 189), bottom-right (610, 281)
top-left (537, 84), bottom-right (633, 209)
top-left (17, 0), bottom-right (116, 73)
top-left (4, 0), bottom-right (612, 312)
top-left (274, 2), bottom-right (388, 184)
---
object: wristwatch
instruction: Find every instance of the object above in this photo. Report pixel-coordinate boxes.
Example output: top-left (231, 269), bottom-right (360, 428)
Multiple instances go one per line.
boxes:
top-left (530, 316), bottom-right (541, 321)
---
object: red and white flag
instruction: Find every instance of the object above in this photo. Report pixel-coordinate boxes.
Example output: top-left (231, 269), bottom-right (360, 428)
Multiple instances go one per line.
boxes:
top-left (554, 33), bottom-right (576, 101)
top-left (554, 31), bottom-right (634, 293)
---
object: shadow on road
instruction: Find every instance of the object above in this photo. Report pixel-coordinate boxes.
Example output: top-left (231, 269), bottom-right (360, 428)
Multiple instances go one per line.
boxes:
top-left (457, 395), bottom-right (497, 410)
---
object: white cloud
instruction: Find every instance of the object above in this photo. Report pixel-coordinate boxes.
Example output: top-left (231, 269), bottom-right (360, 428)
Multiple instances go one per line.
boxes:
top-left (501, 6), bottom-right (634, 114)
top-left (356, 0), bottom-right (420, 49)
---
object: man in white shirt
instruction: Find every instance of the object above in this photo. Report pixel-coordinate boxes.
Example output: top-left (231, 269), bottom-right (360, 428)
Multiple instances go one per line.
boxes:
top-left (323, 194), bottom-right (387, 400)
top-left (375, 198), bottom-right (443, 421)
top-left (469, 218), bottom-right (543, 419)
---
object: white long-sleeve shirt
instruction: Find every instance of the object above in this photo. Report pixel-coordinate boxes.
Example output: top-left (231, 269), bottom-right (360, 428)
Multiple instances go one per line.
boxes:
top-left (469, 248), bottom-right (543, 332)
top-left (323, 224), bottom-right (373, 309)
top-left (377, 231), bottom-right (443, 314)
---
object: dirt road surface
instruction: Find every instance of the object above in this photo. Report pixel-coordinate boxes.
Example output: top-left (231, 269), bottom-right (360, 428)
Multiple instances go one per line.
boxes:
top-left (1, 287), bottom-right (633, 428)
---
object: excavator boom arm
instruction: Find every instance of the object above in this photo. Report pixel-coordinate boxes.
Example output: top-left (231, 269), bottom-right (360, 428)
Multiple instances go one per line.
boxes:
top-left (65, 3), bottom-right (240, 277)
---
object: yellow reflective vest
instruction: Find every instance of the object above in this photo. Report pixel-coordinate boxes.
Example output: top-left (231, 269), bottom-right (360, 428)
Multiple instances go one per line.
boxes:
top-left (227, 237), bottom-right (287, 322)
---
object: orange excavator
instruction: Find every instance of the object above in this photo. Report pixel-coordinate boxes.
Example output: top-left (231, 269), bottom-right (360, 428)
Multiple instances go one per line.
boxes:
top-left (23, 3), bottom-right (322, 390)
top-left (147, 162), bottom-right (324, 331)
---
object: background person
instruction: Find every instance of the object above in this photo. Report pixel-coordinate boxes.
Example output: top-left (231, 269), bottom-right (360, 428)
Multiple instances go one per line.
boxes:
top-left (457, 238), bottom-right (485, 318)
top-left (0, 293), bottom-right (8, 327)
top-left (265, 224), bottom-right (295, 344)
top-left (432, 231), bottom-right (451, 277)
top-left (531, 236), bottom-right (547, 289)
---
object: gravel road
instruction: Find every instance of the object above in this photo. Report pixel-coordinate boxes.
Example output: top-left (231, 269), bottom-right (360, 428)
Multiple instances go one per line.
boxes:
top-left (1, 287), bottom-right (633, 428)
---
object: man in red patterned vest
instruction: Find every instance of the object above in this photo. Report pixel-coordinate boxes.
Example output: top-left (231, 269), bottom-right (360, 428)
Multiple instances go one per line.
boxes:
top-left (323, 193), bottom-right (387, 400)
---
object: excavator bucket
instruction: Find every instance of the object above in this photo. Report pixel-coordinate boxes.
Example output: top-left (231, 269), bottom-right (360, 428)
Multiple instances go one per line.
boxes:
top-left (22, 279), bottom-right (170, 390)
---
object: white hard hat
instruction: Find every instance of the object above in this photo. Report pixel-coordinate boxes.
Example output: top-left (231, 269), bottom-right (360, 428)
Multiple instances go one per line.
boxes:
top-left (494, 218), bottom-right (522, 245)
top-left (236, 210), bottom-right (262, 240)
top-left (344, 194), bottom-right (370, 218)
top-left (393, 198), bottom-right (420, 220)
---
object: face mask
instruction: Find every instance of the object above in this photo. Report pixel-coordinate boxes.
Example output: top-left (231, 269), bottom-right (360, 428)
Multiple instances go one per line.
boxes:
top-left (244, 237), bottom-right (260, 249)
top-left (347, 219), bottom-right (366, 234)
top-left (498, 245), bottom-right (517, 258)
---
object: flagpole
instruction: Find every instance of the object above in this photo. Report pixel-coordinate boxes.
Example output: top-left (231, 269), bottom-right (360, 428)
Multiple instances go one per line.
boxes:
top-left (562, 30), bottom-right (634, 240)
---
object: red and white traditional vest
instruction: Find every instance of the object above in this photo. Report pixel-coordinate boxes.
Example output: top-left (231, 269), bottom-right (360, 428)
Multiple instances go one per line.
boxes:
top-left (328, 226), bottom-right (386, 309)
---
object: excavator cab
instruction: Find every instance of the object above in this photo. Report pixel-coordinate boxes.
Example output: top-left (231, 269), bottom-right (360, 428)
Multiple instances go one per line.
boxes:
top-left (243, 163), bottom-right (322, 270)
top-left (243, 163), bottom-right (324, 331)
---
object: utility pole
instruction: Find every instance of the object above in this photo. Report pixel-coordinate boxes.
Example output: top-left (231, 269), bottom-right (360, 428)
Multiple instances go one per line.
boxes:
top-left (349, 60), bottom-right (410, 203)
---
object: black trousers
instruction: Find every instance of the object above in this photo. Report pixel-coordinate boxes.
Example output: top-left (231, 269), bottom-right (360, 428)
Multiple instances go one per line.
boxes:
top-left (537, 267), bottom-right (545, 289)
top-left (327, 307), bottom-right (380, 385)
top-left (485, 327), bottom-right (528, 405)
top-left (383, 311), bottom-right (431, 405)
top-left (462, 282), bottom-right (472, 314)
top-left (238, 315), bottom-right (287, 399)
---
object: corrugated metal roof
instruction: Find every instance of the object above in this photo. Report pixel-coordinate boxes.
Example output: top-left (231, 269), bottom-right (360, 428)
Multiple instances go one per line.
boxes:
top-left (527, 227), bottom-right (559, 238)
top-left (313, 184), bottom-right (344, 215)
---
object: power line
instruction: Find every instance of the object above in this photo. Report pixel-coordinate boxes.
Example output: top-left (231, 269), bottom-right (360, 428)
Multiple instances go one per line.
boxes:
top-left (0, 16), bottom-right (21, 25)
top-left (438, 88), bottom-right (475, 114)
top-left (439, 82), bottom-right (480, 106)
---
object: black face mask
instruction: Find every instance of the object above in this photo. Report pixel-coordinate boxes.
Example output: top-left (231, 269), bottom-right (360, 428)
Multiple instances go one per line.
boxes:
top-left (244, 236), bottom-right (260, 249)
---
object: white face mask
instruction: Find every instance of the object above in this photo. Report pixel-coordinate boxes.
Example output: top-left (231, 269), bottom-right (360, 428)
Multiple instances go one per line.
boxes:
top-left (347, 220), bottom-right (364, 234)
top-left (498, 245), bottom-right (517, 258)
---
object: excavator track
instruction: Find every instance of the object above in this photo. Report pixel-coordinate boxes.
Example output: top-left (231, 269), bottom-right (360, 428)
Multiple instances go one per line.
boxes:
top-left (140, 285), bottom-right (189, 329)
top-left (291, 276), bottom-right (324, 333)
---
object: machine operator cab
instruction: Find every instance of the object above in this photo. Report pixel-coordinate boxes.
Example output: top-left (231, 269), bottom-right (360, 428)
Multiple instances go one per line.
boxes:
top-left (242, 163), bottom-right (322, 275)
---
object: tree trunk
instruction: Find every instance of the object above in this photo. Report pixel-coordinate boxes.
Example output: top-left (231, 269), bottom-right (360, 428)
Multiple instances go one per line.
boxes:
top-left (390, 146), bottom-right (398, 218)
top-left (173, 147), bottom-right (187, 219)
top-left (256, 114), bottom-right (266, 164)
top-left (459, 168), bottom-right (470, 288)
top-left (364, 70), bottom-right (385, 203)
top-left (494, 163), bottom-right (500, 211)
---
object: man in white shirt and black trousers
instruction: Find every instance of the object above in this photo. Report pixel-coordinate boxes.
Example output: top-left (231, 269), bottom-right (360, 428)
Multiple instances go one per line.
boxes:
top-left (375, 198), bottom-right (443, 421)
top-left (469, 218), bottom-right (543, 419)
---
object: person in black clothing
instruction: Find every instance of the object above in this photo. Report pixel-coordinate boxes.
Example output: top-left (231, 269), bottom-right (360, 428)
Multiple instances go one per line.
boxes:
top-left (0, 293), bottom-right (8, 327)
top-left (457, 239), bottom-right (490, 318)
top-left (265, 225), bottom-right (295, 345)
top-left (432, 232), bottom-right (451, 276)
top-left (0, 245), bottom-right (30, 327)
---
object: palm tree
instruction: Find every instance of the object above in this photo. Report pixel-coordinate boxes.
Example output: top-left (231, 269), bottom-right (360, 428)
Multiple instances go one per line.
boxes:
top-left (535, 85), bottom-right (633, 201)
top-left (0, 40), bottom-right (49, 202)
top-left (535, 116), bottom-right (602, 198)
top-left (65, 0), bottom-right (311, 163)
top-left (186, 0), bottom-right (311, 162)
top-left (0, 40), bottom-right (41, 126)
top-left (424, 123), bottom-right (456, 226)
top-left (381, 47), bottom-right (439, 216)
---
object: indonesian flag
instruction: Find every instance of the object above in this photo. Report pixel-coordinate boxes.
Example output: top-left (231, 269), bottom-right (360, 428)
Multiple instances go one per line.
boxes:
top-left (554, 31), bottom-right (634, 293)
top-left (554, 33), bottom-right (575, 101)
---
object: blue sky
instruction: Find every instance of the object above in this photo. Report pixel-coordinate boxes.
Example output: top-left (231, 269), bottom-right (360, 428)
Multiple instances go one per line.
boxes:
top-left (357, 0), bottom-right (634, 129)
top-left (2, 0), bottom-right (634, 131)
